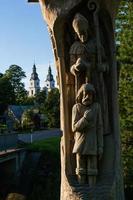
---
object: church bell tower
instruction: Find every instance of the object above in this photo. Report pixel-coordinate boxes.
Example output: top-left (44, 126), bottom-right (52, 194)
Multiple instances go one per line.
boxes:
top-left (45, 65), bottom-right (55, 91)
top-left (29, 63), bottom-right (40, 96)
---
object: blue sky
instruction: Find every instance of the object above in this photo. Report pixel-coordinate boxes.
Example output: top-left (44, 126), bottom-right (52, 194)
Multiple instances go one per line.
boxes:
top-left (0, 0), bottom-right (56, 89)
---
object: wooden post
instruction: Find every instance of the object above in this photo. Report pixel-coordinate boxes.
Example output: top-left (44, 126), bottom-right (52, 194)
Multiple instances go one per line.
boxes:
top-left (28, 1), bottom-right (124, 199)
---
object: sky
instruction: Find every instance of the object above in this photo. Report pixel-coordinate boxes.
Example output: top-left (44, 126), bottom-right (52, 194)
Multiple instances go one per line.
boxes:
top-left (0, 0), bottom-right (56, 89)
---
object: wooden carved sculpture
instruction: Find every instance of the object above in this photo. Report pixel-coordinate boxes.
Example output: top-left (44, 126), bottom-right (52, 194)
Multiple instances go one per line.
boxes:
top-left (28, 0), bottom-right (124, 199)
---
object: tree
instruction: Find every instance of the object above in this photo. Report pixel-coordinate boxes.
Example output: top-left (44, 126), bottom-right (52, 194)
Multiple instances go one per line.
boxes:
top-left (35, 89), bottom-right (47, 105)
top-left (23, 96), bottom-right (35, 105)
top-left (21, 109), bottom-right (34, 130)
top-left (0, 76), bottom-right (15, 106)
top-left (4, 65), bottom-right (27, 104)
top-left (44, 88), bottom-right (60, 128)
top-left (116, 0), bottom-right (130, 44)
top-left (117, 1), bottom-right (133, 193)
top-left (0, 73), bottom-right (3, 78)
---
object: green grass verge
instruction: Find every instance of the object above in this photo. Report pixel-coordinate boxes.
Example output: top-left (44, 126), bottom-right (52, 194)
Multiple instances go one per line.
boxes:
top-left (27, 136), bottom-right (61, 200)
top-left (27, 136), bottom-right (60, 153)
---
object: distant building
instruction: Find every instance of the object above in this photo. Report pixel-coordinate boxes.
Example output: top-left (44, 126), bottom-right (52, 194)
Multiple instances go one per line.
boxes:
top-left (29, 64), bottom-right (40, 96)
top-left (8, 105), bottom-right (32, 124)
top-left (44, 65), bottom-right (55, 92)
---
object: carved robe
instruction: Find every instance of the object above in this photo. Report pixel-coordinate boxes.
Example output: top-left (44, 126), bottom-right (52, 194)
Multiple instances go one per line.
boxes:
top-left (72, 102), bottom-right (103, 155)
top-left (70, 38), bottom-right (110, 135)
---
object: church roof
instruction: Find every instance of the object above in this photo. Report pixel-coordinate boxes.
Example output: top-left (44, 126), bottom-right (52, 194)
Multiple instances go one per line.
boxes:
top-left (8, 105), bottom-right (32, 122)
top-left (30, 64), bottom-right (39, 80)
top-left (46, 65), bottom-right (54, 82)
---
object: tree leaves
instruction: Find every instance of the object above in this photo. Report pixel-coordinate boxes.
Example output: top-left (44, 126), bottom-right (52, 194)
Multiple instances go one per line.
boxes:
top-left (117, 0), bottom-right (133, 190)
top-left (4, 65), bottom-right (27, 104)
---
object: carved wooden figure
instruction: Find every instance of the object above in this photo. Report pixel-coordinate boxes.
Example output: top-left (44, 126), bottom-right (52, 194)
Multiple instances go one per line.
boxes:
top-left (70, 12), bottom-right (110, 135)
top-left (28, 0), bottom-right (124, 199)
top-left (72, 83), bottom-right (103, 186)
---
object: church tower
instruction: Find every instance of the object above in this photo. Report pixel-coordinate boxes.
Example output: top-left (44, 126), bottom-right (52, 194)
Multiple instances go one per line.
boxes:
top-left (45, 65), bottom-right (55, 91)
top-left (29, 64), bottom-right (40, 96)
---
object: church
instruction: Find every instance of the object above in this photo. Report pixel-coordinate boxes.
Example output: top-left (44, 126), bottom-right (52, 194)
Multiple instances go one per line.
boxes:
top-left (29, 63), bottom-right (55, 96)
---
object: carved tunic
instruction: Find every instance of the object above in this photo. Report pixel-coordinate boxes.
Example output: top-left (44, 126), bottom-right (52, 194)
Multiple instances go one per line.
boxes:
top-left (72, 102), bottom-right (103, 155)
top-left (69, 39), bottom-right (96, 89)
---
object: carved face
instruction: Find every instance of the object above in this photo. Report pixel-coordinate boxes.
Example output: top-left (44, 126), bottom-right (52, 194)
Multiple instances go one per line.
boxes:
top-left (75, 28), bottom-right (88, 43)
top-left (82, 90), bottom-right (93, 106)
top-left (72, 13), bottom-right (89, 43)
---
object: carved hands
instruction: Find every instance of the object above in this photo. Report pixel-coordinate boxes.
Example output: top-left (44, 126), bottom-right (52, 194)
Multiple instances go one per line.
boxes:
top-left (70, 57), bottom-right (92, 77)
top-left (84, 110), bottom-right (92, 120)
top-left (70, 58), bottom-right (86, 76)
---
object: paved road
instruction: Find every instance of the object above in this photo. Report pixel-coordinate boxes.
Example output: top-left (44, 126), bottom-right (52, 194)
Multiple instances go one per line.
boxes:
top-left (18, 129), bottom-right (62, 143)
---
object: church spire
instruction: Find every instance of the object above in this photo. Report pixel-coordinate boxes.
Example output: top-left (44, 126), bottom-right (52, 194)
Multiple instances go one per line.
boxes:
top-left (45, 64), bottom-right (55, 91)
top-left (29, 63), bottom-right (40, 96)
top-left (46, 65), bottom-right (54, 82)
top-left (48, 65), bottom-right (51, 75)
top-left (33, 63), bottom-right (36, 73)
top-left (30, 63), bottom-right (39, 81)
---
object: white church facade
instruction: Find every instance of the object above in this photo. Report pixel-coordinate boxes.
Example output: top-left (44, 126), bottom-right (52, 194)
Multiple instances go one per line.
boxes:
top-left (44, 65), bottom-right (55, 92)
top-left (29, 64), bottom-right (55, 97)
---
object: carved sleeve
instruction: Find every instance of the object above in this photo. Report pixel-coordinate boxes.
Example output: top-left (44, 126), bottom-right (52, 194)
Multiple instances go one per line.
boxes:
top-left (72, 104), bottom-right (89, 132)
top-left (96, 104), bottom-right (104, 154)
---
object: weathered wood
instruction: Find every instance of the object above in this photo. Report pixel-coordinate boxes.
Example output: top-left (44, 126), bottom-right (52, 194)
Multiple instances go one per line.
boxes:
top-left (28, 1), bottom-right (124, 199)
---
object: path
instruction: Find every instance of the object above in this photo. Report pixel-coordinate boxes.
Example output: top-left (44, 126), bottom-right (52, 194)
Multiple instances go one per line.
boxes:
top-left (18, 129), bottom-right (62, 143)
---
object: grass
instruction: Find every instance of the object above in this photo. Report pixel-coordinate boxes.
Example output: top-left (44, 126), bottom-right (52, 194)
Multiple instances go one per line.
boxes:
top-left (27, 136), bottom-right (60, 153)
top-left (26, 136), bottom-right (61, 200)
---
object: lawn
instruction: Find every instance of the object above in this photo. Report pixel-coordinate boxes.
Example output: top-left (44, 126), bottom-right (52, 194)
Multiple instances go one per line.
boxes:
top-left (27, 136), bottom-right (61, 200)
top-left (27, 136), bottom-right (60, 153)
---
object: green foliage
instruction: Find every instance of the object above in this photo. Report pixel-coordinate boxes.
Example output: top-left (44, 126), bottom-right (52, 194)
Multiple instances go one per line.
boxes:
top-left (116, 0), bottom-right (130, 44)
top-left (25, 88), bottom-right (60, 129)
top-left (122, 131), bottom-right (133, 189)
top-left (5, 65), bottom-right (26, 86)
top-left (21, 89), bottom-right (48, 129)
top-left (0, 124), bottom-right (7, 134)
top-left (21, 109), bottom-right (34, 130)
top-left (27, 137), bottom-right (60, 200)
top-left (28, 137), bottom-right (60, 153)
top-left (44, 88), bottom-right (60, 128)
top-left (117, 1), bottom-right (133, 191)
top-left (0, 75), bottom-right (15, 105)
top-left (34, 89), bottom-right (47, 105)
top-left (23, 96), bottom-right (35, 105)
top-left (33, 88), bottom-right (60, 129)
top-left (22, 107), bottom-right (42, 131)
top-left (0, 73), bottom-right (3, 78)
top-left (4, 65), bottom-right (27, 104)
